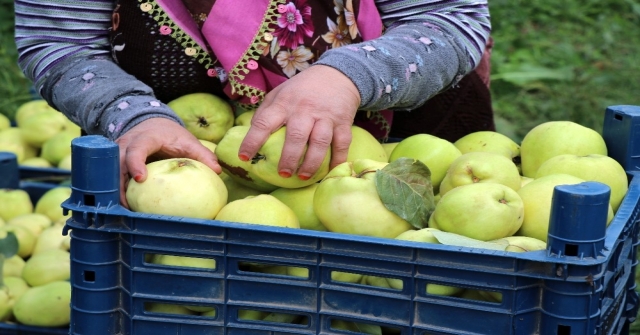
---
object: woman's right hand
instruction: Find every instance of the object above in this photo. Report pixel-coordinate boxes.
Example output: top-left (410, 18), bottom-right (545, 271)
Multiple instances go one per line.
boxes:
top-left (114, 118), bottom-right (222, 208)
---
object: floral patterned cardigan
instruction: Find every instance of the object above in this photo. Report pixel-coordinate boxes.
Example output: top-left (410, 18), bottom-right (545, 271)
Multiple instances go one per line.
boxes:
top-left (14, 0), bottom-right (491, 140)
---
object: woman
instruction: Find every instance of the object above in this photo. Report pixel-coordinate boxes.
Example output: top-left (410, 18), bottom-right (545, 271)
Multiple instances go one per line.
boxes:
top-left (14, 0), bottom-right (492, 205)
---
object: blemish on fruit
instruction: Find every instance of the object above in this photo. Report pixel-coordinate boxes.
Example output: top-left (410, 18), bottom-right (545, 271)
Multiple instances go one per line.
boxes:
top-left (465, 166), bottom-right (473, 175)
top-left (219, 160), bottom-right (253, 182)
top-left (251, 154), bottom-right (266, 164)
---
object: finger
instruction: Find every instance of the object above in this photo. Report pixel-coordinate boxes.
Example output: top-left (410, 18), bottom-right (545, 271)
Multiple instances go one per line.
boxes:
top-left (123, 140), bottom-right (154, 184)
top-left (147, 136), bottom-right (222, 175)
top-left (191, 141), bottom-right (223, 174)
top-left (278, 117), bottom-right (314, 178)
top-left (297, 119), bottom-right (333, 180)
top-left (155, 136), bottom-right (223, 174)
top-left (239, 103), bottom-right (286, 162)
top-left (329, 123), bottom-right (353, 169)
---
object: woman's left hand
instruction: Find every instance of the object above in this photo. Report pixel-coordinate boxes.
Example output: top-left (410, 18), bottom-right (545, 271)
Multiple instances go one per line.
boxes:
top-left (238, 65), bottom-right (361, 180)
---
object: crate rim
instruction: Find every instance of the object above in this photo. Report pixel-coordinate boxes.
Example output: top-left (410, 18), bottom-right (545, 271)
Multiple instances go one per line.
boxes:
top-left (61, 171), bottom-right (640, 271)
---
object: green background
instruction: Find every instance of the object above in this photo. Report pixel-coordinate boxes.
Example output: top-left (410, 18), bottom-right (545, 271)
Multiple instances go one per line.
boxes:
top-left (2, 0), bottom-right (640, 332)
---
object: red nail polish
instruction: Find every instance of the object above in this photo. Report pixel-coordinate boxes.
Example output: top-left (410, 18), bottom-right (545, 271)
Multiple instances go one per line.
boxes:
top-left (133, 174), bottom-right (143, 183)
top-left (279, 170), bottom-right (292, 178)
top-left (298, 174), bottom-right (311, 181)
top-left (238, 153), bottom-right (250, 161)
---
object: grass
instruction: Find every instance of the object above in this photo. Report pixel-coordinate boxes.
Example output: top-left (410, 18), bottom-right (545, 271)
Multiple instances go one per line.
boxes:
top-left (2, 0), bottom-right (640, 331)
top-left (0, 0), bottom-right (33, 121)
top-left (486, 4), bottom-right (640, 330)
top-left (489, 0), bottom-right (640, 142)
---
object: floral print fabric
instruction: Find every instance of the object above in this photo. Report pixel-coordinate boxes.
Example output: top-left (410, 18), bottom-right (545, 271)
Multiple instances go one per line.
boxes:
top-left (109, 0), bottom-right (369, 104)
top-left (268, 0), bottom-right (366, 79)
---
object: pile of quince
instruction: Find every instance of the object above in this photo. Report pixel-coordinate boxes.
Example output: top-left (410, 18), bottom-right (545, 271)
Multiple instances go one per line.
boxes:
top-left (0, 100), bottom-right (80, 170)
top-left (130, 93), bottom-right (625, 248)
top-left (0, 186), bottom-right (72, 328)
top-left (119, 93), bottom-right (629, 330)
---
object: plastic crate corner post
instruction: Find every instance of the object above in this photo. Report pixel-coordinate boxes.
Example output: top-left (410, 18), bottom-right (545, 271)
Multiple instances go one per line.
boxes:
top-left (0, 152), bottom-right (20, 189)
top-left (540, 182), bottom-right (611, 334)
top-left (66, 136), bottom-right (123, 335)
top-left (68, 226), bottom-right (122, 335)
top-left (602, 105), bottom-right (640, 173)
top-left (547, 181), bottom-right (610, 259)
top-left (68, 135), bottom-right (120, 208)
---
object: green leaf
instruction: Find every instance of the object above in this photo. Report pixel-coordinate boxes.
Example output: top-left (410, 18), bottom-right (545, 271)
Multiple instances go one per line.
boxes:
top-left (0, 231), bottom-right (18, 259)
top-left (375, 157), bottom-right (435, 229)
top-left (430, 230), bottom-right (509, 251)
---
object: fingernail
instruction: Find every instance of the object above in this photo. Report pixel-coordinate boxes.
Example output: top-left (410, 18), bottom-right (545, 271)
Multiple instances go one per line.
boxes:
top-left (298, 173), bottom-right (311, 181)
top-left (279, 170), bottom-right (292, 178)
top-left (133, 174), bottom-right (143, 183)
top-left (238, 153), bottom-right (250, 161)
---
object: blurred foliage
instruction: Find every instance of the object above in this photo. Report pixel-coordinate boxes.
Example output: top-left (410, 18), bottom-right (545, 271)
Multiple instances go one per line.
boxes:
top-left (489, 0), bottom-right (640, 142)
top-left (2, 0), bottom-right (640, 266)
top-left (0, 0), bottom-right (32, 120)
top-left (1, 0), bottom-right (640, 331)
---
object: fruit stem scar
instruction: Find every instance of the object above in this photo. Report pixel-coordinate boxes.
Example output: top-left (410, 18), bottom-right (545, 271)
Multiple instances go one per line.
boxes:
top-left (356, 169), bottom-right (377, 178)
top-left (198, 116), bottom-right (209, 127)
top-left (251, 154), bottom-right (266, 164)
top-left (499, 198), bottom-right (507, 204)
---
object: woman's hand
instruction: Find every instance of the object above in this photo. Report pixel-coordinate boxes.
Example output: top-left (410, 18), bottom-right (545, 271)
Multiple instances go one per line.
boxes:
top-left (115, 118), bottom-right (222, 208)
top-left (238, 65), bottom-right (360, 180)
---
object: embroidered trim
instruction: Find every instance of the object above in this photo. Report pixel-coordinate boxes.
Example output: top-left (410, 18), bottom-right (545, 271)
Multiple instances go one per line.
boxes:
top-left (138, 0), bottom-right (216, 70)
top-left (366, 110), bottom-right (391, 141)
top-left (227, 0), bottom-right (287, 107)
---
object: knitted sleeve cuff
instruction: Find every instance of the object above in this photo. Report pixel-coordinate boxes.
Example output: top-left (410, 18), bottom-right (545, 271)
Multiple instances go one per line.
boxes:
top-left (313, 22), bottom-right (464, 112)
top-left (40, 55), bottom-right (184, 140)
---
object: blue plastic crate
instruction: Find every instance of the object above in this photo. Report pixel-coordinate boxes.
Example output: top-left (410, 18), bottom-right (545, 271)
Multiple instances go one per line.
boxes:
top-left (0, 322), bottom-right (68, 335)
top-left (3, 119), bottom-right (72, 184)
top-left (0, 154), bottom-right (70, 335)
top-left (18, 166), bottom-right (71, 185)
top-left (0, 152), bottom-right (68, 204)
top-left (0, 151), bottom-right (71, 184)
top-left (61, 105), bottom-right (640, 335)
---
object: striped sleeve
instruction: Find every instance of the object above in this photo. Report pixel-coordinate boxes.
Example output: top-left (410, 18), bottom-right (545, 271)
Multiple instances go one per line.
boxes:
top-left (13, 0), bottom-right (184, 140)
top-left (314, 0), bottom-right (491, 111)
top-left (14, 0), bottom-right (114, 90)
top-left (377, 0), bottom-right (491, 71)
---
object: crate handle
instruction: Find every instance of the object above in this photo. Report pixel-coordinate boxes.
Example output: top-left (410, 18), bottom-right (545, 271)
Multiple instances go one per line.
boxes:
top-left (547, 181), bottom-right (610, 258)
top-left (0, 152), bottom-right (20, 189)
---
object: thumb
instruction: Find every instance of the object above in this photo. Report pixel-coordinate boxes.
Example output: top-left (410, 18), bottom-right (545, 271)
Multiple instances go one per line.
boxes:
top-left (123, 144), bottom-right (150, 183)
top-left (191, 142), bottom-right (223, 174)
